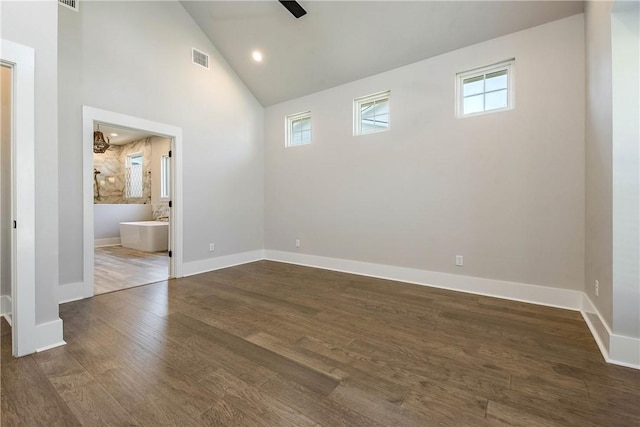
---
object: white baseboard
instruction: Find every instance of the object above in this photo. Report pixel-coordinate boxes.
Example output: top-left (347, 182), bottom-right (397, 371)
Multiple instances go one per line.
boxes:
top-left (95, 237), bottom-right (120, 247)
top-left (0, 294), bottom-right (11, 316)
top-left (582, 295), bottom-right (640, 369)
top-left (264, 250), bottom-right (583, 311)
top-left (610, 335), bottom-right (640, 369)
top-left (56, 247), bottom-right (639, 369)
top-left (580, 302), bottom-right (610, 356)
top-left (1, 295), bottom-right (12, 326)
top-left (60, 249), bottom-right (266, 303)
top-left (182, 249), bottom-right (265, 277)
top-left (2, 297), bottom-right (65, 353)
top-left (265, 250), bottom-right (639, 370)
top-left (59, 282), bottom-right (85, 304)
top-left (35, 318), bottom-right (66, 352)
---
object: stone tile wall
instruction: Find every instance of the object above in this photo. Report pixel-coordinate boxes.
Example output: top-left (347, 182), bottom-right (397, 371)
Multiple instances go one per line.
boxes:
top-left (152, 203), bottom-right (170, 220)
top-left (94, 137), bottom-right (152, 204)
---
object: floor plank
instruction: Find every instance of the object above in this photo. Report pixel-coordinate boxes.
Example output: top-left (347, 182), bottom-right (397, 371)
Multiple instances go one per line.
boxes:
top-left (1, 346), bottom-right (81, 426)
top-left (2, 260), bottom-right (639, 426)
top-left (94, 245), bottom-right (168, 295)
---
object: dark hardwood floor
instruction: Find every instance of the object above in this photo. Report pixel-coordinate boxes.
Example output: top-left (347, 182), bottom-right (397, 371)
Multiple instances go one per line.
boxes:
top-left (2, 260), bottom-right (639, 426)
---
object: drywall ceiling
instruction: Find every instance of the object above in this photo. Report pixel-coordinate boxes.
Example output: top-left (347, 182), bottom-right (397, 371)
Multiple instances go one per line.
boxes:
top-left (94, 123), bottom-right (153, 145)
top-left (182, 1), bottom-right (584, 106)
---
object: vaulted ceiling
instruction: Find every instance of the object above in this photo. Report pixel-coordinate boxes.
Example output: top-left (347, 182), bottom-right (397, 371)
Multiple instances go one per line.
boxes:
top-left (181, 1), bottom-right (584, 106)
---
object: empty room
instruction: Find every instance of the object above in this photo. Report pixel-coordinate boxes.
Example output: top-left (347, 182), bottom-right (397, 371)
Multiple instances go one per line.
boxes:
top-left (0, 0), bottom-right (638, 426)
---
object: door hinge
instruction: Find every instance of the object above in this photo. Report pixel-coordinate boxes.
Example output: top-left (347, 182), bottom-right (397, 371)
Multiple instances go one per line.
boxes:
top-left (168, 250), bottom-right (172, 258)
top-left (169, 201), bottom-right (172, 208)
top-left (168, 150), bottom-right (172, 158)
top-left (13, 220), bottom-right (17, 229)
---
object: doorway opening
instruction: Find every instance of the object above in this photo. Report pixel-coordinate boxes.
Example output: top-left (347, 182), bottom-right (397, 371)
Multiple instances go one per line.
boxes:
top-left (1, 64), bottom-right (13, 323)
top-left (92, 123), bottom-right (172, 295)
top-left (82, 107), bottom-right (183, 300)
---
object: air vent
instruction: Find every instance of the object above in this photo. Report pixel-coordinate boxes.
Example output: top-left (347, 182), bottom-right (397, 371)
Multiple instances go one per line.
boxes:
top-left (192, 48), bottom-right (210, 70)
top-left (58, 0), bottom-right (79, 11)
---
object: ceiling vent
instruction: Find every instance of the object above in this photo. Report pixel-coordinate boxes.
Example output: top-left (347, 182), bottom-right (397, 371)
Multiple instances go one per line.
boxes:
top-left (58, 0), bottom-right (79, 12)
top-left (192, 48), bottom-right (210, 70)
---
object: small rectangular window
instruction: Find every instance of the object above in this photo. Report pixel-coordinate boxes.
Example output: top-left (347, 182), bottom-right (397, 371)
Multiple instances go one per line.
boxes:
top-left (285, 111), bottom-right (311, 147)
top-left (125, 152), bottom-right (143, 199)
top-left (160, 154), bottom-right (170, 199)
top-left (456, 59), bottom-right (514, 117)
top-left (354, 90), bottom-right (390, 136)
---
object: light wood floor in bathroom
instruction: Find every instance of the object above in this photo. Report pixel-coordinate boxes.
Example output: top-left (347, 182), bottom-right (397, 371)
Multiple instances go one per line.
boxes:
top-left (94, 245), bottom-right (168, 295)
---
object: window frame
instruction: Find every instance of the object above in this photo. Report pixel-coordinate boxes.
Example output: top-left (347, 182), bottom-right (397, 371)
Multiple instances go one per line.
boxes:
top-left (456, 59), bottom-right (515, 118)
top-left (160, 153), bottom-right (170, 200)
top-left (124, 151), bottom-right (144, 199)
top-left (285, 110), bottom-right (312, 148)
top-left (353, 90), bottom-right (391, 136)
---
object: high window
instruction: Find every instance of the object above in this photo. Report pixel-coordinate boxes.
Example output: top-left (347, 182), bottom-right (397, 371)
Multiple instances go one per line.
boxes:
top-left (457, 59), bottom-right (514, 117)
top-left (285, 111), bottom-right (312, 147)
top-left (160, 153), bottom-right (170, 199)
top-left (354, 90), bottom-right (390, 135)
top-left (125, 152), bottom-right (143, 198)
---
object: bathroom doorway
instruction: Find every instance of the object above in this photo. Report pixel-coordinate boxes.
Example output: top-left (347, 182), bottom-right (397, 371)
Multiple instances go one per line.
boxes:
top-left (1, 64), bottom-right (14, 324)
top-left (92, 123), bottom-right (172, 295)
top-left (82, 107), bottom-right (183, 300)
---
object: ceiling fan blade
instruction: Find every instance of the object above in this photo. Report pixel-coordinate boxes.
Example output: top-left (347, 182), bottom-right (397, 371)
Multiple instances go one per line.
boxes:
top-left (279, 1), bottom-right (307, 19)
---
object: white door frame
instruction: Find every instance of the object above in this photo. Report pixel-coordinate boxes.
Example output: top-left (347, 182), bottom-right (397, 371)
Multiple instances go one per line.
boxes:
top-left (82, 106), bottom-right (183, 298)
top-left (1, 39), bottom-right (37, 357)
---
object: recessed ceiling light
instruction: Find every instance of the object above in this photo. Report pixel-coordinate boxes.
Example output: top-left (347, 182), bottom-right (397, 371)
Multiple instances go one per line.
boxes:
top-left (252, 50), bottom-right (263, 62)
top-left (110, 133), bottom-right (118, 137)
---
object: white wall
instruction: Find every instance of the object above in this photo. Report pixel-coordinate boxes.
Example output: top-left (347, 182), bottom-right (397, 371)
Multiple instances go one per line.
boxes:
top-left (1, 1), bottom-right (59, 325)
top-left (264, 15), bottom-right (585, 291)
top-left (611, 2), bottom-right (639, 339)
top-left (58, 0), bottom-right (84, 287)
top-left (94, 204), bottom-right (152, 244)
top-left (582, 1), bottom-right (639, 364)
top-left (58, 1), bottom-right (264, 287)
top-left (585, 0), bottom-right (614, 330)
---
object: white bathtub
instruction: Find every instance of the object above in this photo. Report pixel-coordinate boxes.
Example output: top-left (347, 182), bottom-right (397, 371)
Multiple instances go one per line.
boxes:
top-left (119, 221), bottom-right (168, 252)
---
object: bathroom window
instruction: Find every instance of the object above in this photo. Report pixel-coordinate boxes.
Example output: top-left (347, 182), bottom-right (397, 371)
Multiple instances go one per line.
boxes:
top-left (456, 59), bottom-right (514, 117)
top-left (160, 153), bottom-right (170, 199)
top-left (354, 90), bottom-right (390, 135)
top-left (285, 111), bottom-right (311, 147)
top-left (125, 152), bottom-right (143, 199)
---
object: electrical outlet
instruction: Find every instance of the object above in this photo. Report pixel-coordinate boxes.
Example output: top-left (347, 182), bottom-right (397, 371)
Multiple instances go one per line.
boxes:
top-left (456, 255), bottom-right (463, 266)
top-left (209, 243), bottom-right (215, 252)
top-left (595, 280), bottom-right (599, 297)
top-left (295, 239), bottom-right (300, 248)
